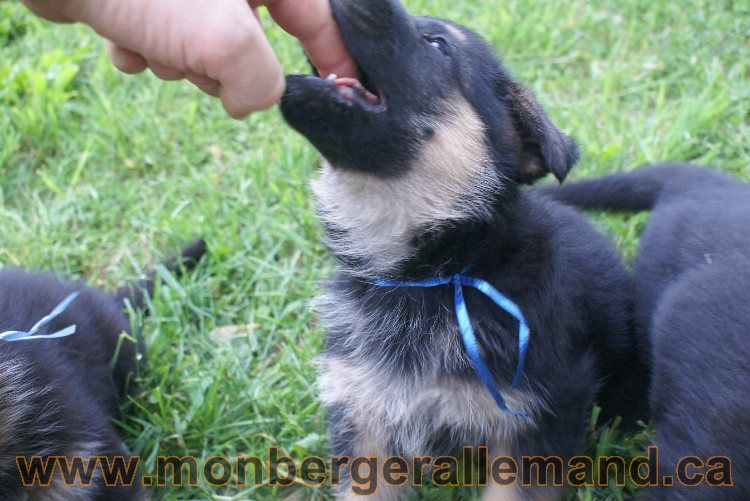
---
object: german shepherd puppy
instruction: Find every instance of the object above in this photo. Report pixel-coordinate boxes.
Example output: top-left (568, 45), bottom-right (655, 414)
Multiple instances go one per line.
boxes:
top-left (540, 163), bottom-right (750, 499)
top-left (0, 239), bottom-right (206, 500)
top-left (281, 0), bottom-right (647, 498)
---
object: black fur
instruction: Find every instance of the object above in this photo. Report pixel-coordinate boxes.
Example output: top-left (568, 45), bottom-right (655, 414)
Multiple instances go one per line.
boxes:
top-left (281, 0), bottom-right (646, 497)
top-left (282, 0), bottom-right (579, 185)
top-left (539, 163), bottom-right (750, 498)
top-left (0, 239), bottom-right (206, 499)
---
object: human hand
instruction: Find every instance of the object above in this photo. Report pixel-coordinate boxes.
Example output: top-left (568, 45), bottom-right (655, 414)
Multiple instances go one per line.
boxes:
top-left (22, 0), bottom-right (357, 118)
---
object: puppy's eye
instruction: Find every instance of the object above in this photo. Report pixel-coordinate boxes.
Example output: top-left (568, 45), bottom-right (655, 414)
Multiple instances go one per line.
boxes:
top-left (423, 35), bottom-right (449, 55)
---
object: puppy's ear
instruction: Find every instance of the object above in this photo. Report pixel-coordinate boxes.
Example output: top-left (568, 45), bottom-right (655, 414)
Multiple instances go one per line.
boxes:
top-left (499, 79), bottom-right (579, 184)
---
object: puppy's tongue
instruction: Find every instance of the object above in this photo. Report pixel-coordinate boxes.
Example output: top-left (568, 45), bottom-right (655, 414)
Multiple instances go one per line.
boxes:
top-left (334, 77), bottom-right (380, 105)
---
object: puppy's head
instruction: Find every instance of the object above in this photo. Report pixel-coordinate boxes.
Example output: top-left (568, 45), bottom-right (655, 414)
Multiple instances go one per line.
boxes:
top-left (281, 0), bottom-right (578, 274)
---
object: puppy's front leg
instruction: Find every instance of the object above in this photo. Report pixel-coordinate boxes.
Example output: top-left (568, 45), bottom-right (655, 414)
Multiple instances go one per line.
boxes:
top-left (482, 447), bottom-right (563, 501)
top-left (482, 482), bottom-right (523, 501)
top-left (329, 406), bottom-right (411, 501)
top-left (482, 483), bottom-right (562, 501)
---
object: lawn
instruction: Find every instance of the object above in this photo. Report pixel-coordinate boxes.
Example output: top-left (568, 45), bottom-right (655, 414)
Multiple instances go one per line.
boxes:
top-left (0, 0), bottom-right (747, 499)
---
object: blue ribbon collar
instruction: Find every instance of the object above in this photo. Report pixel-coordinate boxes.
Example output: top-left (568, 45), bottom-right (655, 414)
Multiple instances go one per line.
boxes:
top-left (374, 268), bottom-right (530, 417)
top-left (0, 292), bottom-right (80, 342)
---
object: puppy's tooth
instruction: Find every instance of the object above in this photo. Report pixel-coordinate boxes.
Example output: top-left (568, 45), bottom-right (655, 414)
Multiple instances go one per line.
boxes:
top-left (327, 73), bottom-right (338, 81)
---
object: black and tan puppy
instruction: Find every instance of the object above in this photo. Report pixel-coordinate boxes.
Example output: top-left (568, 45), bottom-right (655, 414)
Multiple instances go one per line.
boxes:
top-left (0, 239), bottom-right (205, 500)
top-left (540, 163), bottom-right (750, 499)
top-left (281, 0), bottom-right (646, 498)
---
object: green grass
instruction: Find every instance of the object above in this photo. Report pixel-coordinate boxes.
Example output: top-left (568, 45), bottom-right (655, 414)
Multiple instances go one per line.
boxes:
top-left (0, 0), bottom-right (747, 498)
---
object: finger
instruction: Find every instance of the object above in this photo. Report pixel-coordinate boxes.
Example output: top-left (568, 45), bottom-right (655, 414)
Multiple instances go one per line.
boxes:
top-left (148, 62), bottom-right (185, 81)
top-left (107, 42), bottom-right (148, 74)
top-left (215, 19), bottom-right (285, 118)
top-left (186, 73), bottom-right (221, 97)
top-left (261, 0), bottom-right (358, 78)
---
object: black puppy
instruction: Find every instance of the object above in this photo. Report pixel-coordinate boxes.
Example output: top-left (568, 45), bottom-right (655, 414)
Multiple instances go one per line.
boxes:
top-left (281, 0), bottom-right (646, 498)
top-left (0, 239), bottom-right (206, 500)
top-left (540, 163), bottom-right (750, 498)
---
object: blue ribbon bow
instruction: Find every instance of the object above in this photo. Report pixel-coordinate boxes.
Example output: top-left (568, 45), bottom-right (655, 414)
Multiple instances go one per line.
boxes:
top-left (0, 292), bottom-right (80, 342)
top-left (374, 270), bottom-right (530, 417)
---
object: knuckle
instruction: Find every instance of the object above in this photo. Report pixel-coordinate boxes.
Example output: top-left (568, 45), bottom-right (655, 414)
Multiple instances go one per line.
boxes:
top-left (202, 19), bottom-right (258, 64)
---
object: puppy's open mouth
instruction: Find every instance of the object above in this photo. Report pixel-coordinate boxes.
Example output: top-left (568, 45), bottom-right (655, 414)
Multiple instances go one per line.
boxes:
top-left (331, 75), bottom-right (380, 106)
top-left (300, 65), bottom-right (386, 113)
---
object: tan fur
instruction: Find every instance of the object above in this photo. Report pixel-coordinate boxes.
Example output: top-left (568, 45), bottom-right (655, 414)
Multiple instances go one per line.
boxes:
top-left (340, 484), bottom-right (407, 501)
top-left (26, 474), bottom-right (148, 501)
top-left (312, 97), bottom-right (502, 276)
top-left (28, 478), bottom-right (94, 501)
top-left (17, 440), bottom-right (147, 500)
top-left (482, 482), bottom-right (525, 501)
top-left (319, 356), bottom-right (545, 458)
top-left (482, 446), bottom-right (564, 501)
top-left (0, 360), bottom-right (57, 477)
top-left (483, 483), bottom-right (563, 501)
top-left (0, 361), bottom-right (34, 454)
top-left (444, 23), bottom-right (468, 43)
top-left (337, 433), bottom-right (409, 501)
top-left (22, 441), bottom-right (101, 501)
top-left (322, 354), bottom-right (550, 500)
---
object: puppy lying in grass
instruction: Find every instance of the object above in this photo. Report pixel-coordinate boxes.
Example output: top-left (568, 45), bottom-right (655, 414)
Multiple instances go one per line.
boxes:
top-left (281, 0), bottom-right (647, 498)
top-left (541, 163), bottom-right (750, 499)
top-left (0, 239), bottom-right (205, 500)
